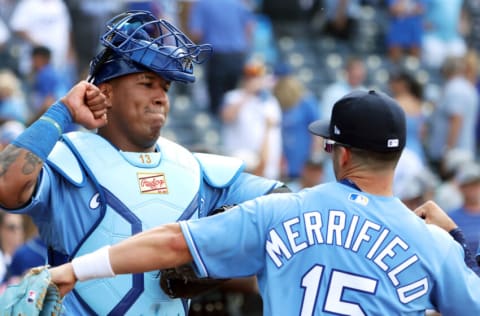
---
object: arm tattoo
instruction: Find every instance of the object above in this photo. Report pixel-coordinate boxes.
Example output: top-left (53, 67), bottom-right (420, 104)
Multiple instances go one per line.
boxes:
top-left (0, 146), bottom-right (22, 177)
top-left (23, 152), bottom-right (43, 175)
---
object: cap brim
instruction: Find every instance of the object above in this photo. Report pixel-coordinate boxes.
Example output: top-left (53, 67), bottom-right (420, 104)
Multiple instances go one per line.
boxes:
top-left (308, 120), bottom-right (330, 137)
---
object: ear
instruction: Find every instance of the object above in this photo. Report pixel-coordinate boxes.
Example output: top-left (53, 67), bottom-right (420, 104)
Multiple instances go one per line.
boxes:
top-left (338, 146), bottom-right (351, 167)
top-left (98, 82), bottom-right (113, 106)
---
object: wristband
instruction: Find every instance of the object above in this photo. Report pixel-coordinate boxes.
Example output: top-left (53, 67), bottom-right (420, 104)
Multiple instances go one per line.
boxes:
top-left (449, 227), bottom-right (466, 245)
top-left (11, 101), bottom-right (73, 161)
top-left (450, 227), bottom-right (477, 268)
top-left (42, 101), bottom-right (73, 133)
top-left (71, 246), bottom-right (116, 281)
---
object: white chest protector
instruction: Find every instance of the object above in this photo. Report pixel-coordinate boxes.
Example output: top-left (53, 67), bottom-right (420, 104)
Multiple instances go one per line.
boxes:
top-left (47, 132), bottom-right (243, 316)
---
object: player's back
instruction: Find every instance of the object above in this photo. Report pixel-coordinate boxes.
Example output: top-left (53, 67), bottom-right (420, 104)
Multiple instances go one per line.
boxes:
top-left (259, 182), bottom-right (480, 315)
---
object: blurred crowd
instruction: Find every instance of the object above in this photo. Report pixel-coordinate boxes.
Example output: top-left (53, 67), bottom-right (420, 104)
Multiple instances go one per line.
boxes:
top-left (1, 0), bottom-right (480, 315)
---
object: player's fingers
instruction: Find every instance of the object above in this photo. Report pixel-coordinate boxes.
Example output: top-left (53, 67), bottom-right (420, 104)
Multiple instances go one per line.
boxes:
top-left (86, 94), bottom-right (108, 109)
top-left (84, 84), bottom-right (101, 98)
top-left (92, 109), bottom-right (107, 120)
top-left (413, 205), bottom-right (426, 219)
top-left (414, 210), bottom-right (426, 219)
top-left (88, 102), bottom-right (107, 111)
top-left (84, 85), bottom-right (107, 105)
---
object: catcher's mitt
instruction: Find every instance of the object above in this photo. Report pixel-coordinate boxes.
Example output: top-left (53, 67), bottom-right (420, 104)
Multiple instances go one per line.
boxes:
top-left (0, 266), bottom-right (63, 316)
top-left (159, 205), bottom-right (235, 298)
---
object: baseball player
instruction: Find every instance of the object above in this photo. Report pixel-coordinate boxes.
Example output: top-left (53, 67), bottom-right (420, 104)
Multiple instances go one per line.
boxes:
top-left (0, 10), bottom-right (286, 315)
top-left (49, 90), bottom-right (480, 315)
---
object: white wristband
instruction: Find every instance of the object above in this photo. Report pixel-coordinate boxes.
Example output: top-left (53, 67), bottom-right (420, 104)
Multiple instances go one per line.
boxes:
top-left (71, 245), bottom-right (116, 281)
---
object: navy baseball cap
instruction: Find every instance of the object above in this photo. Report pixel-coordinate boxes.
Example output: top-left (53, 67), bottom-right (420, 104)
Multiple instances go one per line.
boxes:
top-left (309, 90), bottom-right (406, 152)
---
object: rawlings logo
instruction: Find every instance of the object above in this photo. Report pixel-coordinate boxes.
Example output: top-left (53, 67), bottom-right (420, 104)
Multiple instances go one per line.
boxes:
top-left (138, 173), bottom-right (168, 194)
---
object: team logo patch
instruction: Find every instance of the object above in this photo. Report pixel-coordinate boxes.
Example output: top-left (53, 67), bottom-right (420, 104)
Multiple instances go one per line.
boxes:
top-left (27, 290), bottom-right (36, 303)
top-left (89, 193), bottom-right (101, 209)
top-left (348, 193), bottom-right (369, 206)
top-left (387, 138), bottom-right (399, 148)
top-left (138, 172), bottom-right (168, 194)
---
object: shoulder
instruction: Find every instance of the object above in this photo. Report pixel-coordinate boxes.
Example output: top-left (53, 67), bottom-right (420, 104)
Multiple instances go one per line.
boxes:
top-left (46, 137), bottom-right (84, 186)
top-left (194, 152), bottom-right (245, 188)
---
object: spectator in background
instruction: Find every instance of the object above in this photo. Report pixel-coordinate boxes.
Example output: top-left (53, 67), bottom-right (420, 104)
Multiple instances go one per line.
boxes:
top-left (0, 16), bottom-right (9, 50)
top-left (25, 45), bottom-right (77, 132)
top-left (27, 46), bottom-right (62, 123)
top-left (220, 60), bottom-right (282, 180)
top-left (386, 0), bottom-right (426, 63)
top-left (188, 0), bottom-right (255, 115)
top-left (287, 153), bottom-right (326, 192)
top-left (5, 235), bottom-right (46, 281)
top-left (461, 0), bottom-right (480, 52)
top-left (64, 0), bottom-right (122, 79)
top-left (321, 0), bottom-right (361, 42)
top-left (4, 214), bottom-right (47, 284)
top-left (320, 56), bottom-right (367, 120)
top-left (393, 147), bottom-right (425, 201)
top-left (9, 0), bottom-right (76, 82)
top-left (0, 211), bottom-right (24, 283)
top-left (0, 16), bottom-right (14, 71)
top-left (449, 161), bottom-right (480, 275)
top-left (464, 49), bottom-right (480, 87)
top-left (0, 69), bottom-right (29, 124)
top-left (320, 57), bottom-right (368, 183)
top-left (0, 120), bottom-right (25, 150)
top-left (395, 168), bottom-right (439, 210)
top-left (388, 69), bottom-right (427, 163)
top-left (272, 64), bottom-right (319, 181)
top-left (463, 49), bottom-right (480, 156)
top-left (433, 148), bottom-right (473, 213)
top-left (425, 56), bottom-right (479, 176)
top-left (421, 0), bottom-right (466, 69)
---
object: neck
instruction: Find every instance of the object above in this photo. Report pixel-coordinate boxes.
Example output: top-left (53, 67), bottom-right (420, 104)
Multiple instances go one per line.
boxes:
top-left (97, 130), bottom-right (157, 153)
top-left (340, 171), bottom-right (395, 196)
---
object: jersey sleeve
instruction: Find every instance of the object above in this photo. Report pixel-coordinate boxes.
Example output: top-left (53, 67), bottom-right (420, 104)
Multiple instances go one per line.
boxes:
top-left (5, 166), bottom-right (52, 217)
top-left (181, 194), bottom-right (284, 279)
top-left (432, 236), bottom-right (480, 314)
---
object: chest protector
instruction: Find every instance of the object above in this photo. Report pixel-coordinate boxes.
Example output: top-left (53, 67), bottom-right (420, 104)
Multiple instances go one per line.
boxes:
top-left (59, 132), bottom-right (201, 315)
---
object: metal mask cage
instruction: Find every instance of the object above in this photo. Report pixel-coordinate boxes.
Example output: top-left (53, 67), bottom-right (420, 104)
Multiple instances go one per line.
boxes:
top-left (99, 10), bottom-right (212, 82)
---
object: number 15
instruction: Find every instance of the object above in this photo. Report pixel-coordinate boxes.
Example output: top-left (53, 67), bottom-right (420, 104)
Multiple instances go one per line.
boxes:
top-left (301, 265), bottom-right (377, 316)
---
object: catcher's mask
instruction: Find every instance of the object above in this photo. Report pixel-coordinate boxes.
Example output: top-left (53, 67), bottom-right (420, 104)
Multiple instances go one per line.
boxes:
top-left (88, 10), bottom-right (212, 85)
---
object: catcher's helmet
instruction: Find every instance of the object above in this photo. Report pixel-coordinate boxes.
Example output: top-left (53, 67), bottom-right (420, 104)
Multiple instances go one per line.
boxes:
top-left (88, 10), bottom-right (212, 84)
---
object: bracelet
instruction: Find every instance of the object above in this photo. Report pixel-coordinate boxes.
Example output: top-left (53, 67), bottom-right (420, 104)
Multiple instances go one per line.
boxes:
top-left (71, 246), bottom-right (116, 282)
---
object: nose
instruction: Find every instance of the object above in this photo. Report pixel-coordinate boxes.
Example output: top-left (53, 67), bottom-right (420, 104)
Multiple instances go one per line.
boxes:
top-left (153, 89), bottom-right (168, 107)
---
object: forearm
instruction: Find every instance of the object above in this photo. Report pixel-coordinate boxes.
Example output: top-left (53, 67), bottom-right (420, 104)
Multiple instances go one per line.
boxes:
top-left (71, 223), bottom-right (192, 281)
top-left (111, 223), bottom-right (192, 274)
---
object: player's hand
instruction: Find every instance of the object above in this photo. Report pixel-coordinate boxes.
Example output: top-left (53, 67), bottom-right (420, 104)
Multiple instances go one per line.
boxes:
top-left (49, 264), bottom-right (77, 297)
top-left (60, 81), bottom-right (110, 130)
top-left (413, 200), bottom-right (457, 232)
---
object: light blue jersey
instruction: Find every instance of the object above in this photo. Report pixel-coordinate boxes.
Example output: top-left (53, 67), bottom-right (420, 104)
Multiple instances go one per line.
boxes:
top-left (182, 182), bottom-right (480, 315)
top-left (10, 131), bottom-right (282, 315)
